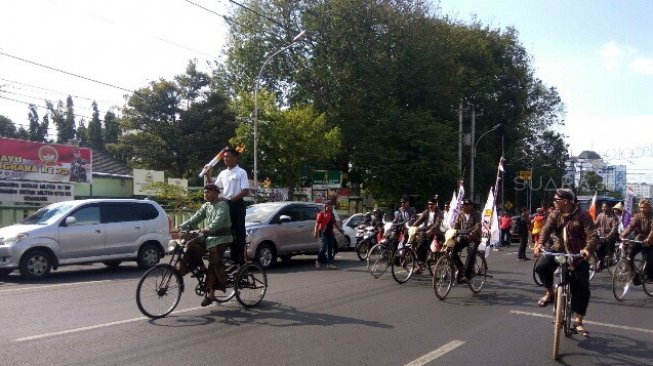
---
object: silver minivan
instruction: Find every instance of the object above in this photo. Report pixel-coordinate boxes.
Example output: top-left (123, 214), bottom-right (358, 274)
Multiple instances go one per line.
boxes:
top-left (244, 201), bottom-right (344, 268)
top-left (0, 199), bottom-right (171, 279)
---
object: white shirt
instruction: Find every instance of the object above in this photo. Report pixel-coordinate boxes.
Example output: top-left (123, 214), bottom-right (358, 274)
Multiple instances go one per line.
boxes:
top-left (214, 165), bottom-right (249, 200)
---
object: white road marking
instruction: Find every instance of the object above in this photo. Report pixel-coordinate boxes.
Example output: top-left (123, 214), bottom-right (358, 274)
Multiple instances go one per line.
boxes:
top-left (0, 280), bottom-right (115, 293)
top-left (403, 340), bottom-right (466, 366)
top-left (510, 309), bottom-right (653, 334)
top-left (14, 306), bottom-right (205, 342)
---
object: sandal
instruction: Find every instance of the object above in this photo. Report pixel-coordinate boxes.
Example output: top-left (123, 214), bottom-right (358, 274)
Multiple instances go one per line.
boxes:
top-left (201, 296), bottom-right (214, 307)
top-left (574, 322), bottom-right (590, 337)
top-left (537, 292), bottom-right (553, 307)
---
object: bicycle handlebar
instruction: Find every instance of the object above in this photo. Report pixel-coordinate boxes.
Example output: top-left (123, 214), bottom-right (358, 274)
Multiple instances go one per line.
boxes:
top-left (540, 250), bottom-right (584, 259)
top-left (621, 239), bottom-right (645, 245)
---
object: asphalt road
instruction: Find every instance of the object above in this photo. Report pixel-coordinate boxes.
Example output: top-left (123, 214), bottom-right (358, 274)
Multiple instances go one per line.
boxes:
top-left (1, 247), bottom-right (652, 366)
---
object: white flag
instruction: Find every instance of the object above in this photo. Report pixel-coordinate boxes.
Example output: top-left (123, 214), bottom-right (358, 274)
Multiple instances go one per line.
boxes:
top-left (448, 181), bottom-right (465, 228)
top-left (479, 187), bottom-right (498, 257)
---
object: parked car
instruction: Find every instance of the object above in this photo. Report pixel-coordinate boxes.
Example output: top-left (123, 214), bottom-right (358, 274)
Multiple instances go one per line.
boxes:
top-left (244, 201), bottom-right (345, 268)
top-left (341, 213), bottom-right (366, 250)
top-left (0, 199), bottom-right (171, 279)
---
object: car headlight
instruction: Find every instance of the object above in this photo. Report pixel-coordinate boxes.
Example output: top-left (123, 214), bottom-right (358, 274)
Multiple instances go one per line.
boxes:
top-left (1, 233), bottom-right (29, 245)
top-left (246, 228), bottom-right (258, 236)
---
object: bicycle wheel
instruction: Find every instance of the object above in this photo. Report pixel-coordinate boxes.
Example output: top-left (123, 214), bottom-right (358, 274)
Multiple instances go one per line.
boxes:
top-left (606, 250), bottom-right (619, 276)
top-left (612, 259), bottom-right (633, 301)
top-left (588, 253), bottom-right (598, 281)
top-left (563, 287), bottom-right (573, 337)
top-left (391, 247), bottom-right (416, 284)
top-left (642, 263), bottom-right (652, 297)
top-left (532, 255), bottom-right (544, 286)
top-left (356, 240), bottom-right (370, 261)
top-left (432, 255), bottom-right (454, 301)
top-left (368, 244), bottom-right (391, 278)
top-left (552, 286), bottom-right (564, 360)
top-left (235, 263), bottom-right (268, 307)
top-left (136, 264), bottom-right (183, 319)
top-left (468, 252), bottom-right (487, 293)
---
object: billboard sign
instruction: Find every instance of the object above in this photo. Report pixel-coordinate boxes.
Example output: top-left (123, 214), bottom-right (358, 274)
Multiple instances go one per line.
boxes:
top-left (0, 180), bottom-right (74, 204)
top-left (0, 137), bottom-right (92, 184)
top-left (133, 169), bottom-right (165, 195)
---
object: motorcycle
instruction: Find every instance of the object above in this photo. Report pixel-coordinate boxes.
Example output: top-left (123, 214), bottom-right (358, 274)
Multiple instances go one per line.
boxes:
top-left (355, 223), bottom-right (380, 261)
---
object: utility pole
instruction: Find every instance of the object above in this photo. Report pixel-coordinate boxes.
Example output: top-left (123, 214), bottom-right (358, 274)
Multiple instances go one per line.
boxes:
top-left (458, 100), bottom-right (463, 177)
top-left (470, 106), bottom-right (476, 202)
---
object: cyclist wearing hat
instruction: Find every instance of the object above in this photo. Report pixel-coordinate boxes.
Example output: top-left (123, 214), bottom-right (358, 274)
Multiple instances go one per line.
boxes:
top-left (620, 199), bottom-right (653, 285)
top-left (411, 197), bottom-right (444, 273)
top-left (179, 183), bottom-right (232, 306)
top-left (452, 199), bottom-right (482, 284)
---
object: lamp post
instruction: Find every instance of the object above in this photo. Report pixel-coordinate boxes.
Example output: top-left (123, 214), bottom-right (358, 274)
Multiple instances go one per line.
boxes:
top-left (253, 30), bottom-right (308, 202)
top-left (470, 123), bottom-right (502, 203)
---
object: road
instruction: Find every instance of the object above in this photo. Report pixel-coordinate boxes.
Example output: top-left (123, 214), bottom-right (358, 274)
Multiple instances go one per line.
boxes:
top-left (1, 247), bottom-right (652, 366)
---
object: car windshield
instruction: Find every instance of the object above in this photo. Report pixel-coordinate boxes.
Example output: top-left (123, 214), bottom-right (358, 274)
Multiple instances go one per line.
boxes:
top-left (246, 204), bottom-right (280, 223)
top-left (22, 202), bottom-right (76, 225)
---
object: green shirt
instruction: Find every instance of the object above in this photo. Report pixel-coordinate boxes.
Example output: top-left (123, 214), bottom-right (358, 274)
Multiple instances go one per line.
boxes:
top-left (181, 200), bottom-right (232, 249)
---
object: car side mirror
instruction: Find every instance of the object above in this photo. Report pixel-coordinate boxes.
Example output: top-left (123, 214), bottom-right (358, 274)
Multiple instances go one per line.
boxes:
top-left (64, 216), bottom-right (77, 226)
top-left (279, 215), bottom-right (291, 223)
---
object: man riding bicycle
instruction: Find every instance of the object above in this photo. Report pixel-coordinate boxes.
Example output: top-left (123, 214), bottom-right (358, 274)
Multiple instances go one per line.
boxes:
top-left (619, 199), bottom-right (653, 285)
top-left (452, 199), bottom-right (481, 284)
top-left (411, 197), bottom-right (444, 273)
top-left (533, 188), bottom-right (597, 337)
top-left (595, 202), bottom-right (619, 271)
top-left (179, 183), bottom-right (233, 307)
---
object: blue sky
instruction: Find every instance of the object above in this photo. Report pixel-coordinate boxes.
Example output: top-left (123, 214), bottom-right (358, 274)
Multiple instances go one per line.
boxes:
top-left (437, 0), bottom-right (653, 181)
top-left (1, 0), bottom-right (652, 180)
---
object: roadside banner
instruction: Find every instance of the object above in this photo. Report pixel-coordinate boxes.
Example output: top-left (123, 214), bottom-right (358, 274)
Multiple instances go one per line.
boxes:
top-left (0, 137), bottom-right (92, 183)
top-left (623, 185), bottom-right (634, 227)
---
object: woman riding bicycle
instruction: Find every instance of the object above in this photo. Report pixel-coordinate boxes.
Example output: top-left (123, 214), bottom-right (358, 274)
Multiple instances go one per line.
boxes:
top-left (179, 183), bottom-right (233, 307)
top-left (533, 188), bottom-right (598, 337)
top-left (619, 199), bottom-right (653, 285)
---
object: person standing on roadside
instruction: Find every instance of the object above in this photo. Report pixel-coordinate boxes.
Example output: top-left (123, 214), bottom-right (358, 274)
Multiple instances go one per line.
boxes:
top-left (517, 208), bottom-right (532, 261)
top-left (314, 201), bottom-right (344, 270)
top-left (499, 212), bottom-right (512, 247)
top-left (205, 147), bottom-right (250, 266)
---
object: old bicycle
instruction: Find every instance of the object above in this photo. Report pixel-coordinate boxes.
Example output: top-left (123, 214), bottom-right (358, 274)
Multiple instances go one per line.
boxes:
top-left (541, 250), bottom-right (584, 361)
top-left (432, 229), bottom-right (490, 300)
top-left (611, 239), bottom-right (652, 301)
top-left (136, 230), bottom-right (268, 319)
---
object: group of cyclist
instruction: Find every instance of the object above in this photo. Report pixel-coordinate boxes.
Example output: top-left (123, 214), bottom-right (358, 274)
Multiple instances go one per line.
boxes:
top-left (394, 187), bottom-right (652, 339)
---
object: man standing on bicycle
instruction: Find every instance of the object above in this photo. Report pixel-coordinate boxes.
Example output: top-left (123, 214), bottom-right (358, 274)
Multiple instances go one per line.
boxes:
top-left (619, 199), bottom-right (653, 285)
top-left (179, 183), bottom-right (233, 307)
top-left (533, 188), bottom-right (597, 337)
top-left (595, 202), bottom-right (620, 271)
top-left (452, 199), bottom-right (481, 284)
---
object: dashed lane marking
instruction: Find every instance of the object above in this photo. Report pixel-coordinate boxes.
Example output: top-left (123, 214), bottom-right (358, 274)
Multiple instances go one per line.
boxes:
top-left (403, 340), bottom-right (466, 366)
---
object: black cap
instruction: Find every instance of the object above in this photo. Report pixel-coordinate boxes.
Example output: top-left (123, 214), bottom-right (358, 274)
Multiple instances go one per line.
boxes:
top-left (428, 198), bottom-right (437, 205)
top-left (204, 183), bottom-right (220, 192)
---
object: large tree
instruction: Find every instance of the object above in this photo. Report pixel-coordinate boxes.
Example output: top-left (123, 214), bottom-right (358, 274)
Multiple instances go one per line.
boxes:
top-left (0, 115), bottom-right (16, 137)
top-left (88, 101), bottom-right (103, 149)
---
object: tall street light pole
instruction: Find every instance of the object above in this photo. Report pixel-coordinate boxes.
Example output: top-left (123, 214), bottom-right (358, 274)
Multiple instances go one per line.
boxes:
top-left (253, 30), bottom-right (308, 202)
top-left (471, 123), bottom-right (502, 203)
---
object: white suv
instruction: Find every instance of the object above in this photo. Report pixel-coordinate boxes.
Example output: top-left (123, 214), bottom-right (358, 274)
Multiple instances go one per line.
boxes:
top-left (0, 199), bottom-right (171, 279)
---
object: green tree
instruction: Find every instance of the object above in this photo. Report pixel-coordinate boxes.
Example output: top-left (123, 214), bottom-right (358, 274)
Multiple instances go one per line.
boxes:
top-left (0, 115), bottom-right (16, 137)
top-left (103, 110), bottom-right (120, 144)
top-left (88, 101), bottom-right (103, 149)
top-left (28, 105), bottom-right (40, 141)
top-left (76, 119), bottom-right (88, 146)
top-left (47, 100), bottom-right (67, 143)
top-left (233, 94), bottom-right (341, 197)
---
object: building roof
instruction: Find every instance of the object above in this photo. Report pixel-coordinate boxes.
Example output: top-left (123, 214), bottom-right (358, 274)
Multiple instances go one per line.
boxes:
top-left (91, 149), bottom-right (132, 176)
top-left (577, 150), bottom-right (602, 160)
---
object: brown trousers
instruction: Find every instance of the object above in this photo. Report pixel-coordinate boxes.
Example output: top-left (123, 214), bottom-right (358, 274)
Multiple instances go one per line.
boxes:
top-left (177, 237), bottom-right (228, 292)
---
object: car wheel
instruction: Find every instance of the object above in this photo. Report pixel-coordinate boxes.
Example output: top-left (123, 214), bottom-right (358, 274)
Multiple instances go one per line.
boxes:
top-left (103, 260), bottom-right (122, 269)
top-left (19, 249), bottom-right (52, 279)
top-left (255, 243), bottom-right (276, 269)
top-left (137, 243), bottom-right (161, 269)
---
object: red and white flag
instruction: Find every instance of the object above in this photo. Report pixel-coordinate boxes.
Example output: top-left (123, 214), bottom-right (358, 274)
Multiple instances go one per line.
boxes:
top-left (588, 191), bottom-right (598, 221)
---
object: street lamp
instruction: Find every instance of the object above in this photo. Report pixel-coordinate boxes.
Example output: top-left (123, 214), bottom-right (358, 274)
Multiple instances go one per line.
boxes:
top-left (470, 123), bottom-right (502, 203)
top-left (253, 30), bottom-right (308, 202)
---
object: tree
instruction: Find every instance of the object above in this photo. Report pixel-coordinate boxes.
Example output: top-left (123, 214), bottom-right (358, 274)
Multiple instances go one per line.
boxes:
top-left (232, 94), bottom-right (342, 197)
top-left (47, 100), bottom-right (67, 143)
top-left (103, 110), bottom-right (120, 144)
top-left (76, 120), bottom-right (88, 146)
top-left (88, 101), bottom-right (103, 149)
top-left (0, 115), bottom-right (16, 137)
top-left (28, 105), bottom-right (40, 141)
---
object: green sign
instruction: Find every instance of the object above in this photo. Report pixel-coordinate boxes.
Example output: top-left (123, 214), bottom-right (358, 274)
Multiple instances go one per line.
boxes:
top-left (312, 170), bottom-right (341, 187)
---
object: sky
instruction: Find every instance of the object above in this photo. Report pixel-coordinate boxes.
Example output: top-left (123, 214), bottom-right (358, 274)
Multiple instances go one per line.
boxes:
top-left (1, 0), bottom-right (652, 181)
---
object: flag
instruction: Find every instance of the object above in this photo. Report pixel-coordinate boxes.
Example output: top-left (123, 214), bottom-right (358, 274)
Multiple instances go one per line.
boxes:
top-left (441, 191), bottom-right (457, 231)
top-left (623, 185), bottom-right (634, 227)
top-left (498, 156), bottom-right (505, 172)
top-left (478, 188), bottom-right (498, 257)
top-left (588, 191), bottom-right (597, 221)
top-left (448, 180), bottom-right (465, 228)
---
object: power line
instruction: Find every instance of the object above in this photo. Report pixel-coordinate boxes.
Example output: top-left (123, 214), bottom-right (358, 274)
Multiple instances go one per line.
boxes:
top-left (184, 0), bottom-right (229, 19)
top-left (0, 76), bottom-right (114, 104)
top-left (0, 89), bottom-right (96, 113)
top-left (227, 0), bottom-right (294, 32)
top-left (0, 51), bottom-right (135, 93)
top-left (0, 95), bottom-right (109, 126)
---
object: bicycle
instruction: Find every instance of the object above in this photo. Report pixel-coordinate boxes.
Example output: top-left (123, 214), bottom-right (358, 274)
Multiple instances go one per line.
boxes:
top-left (367, 220), bottom-right (406, 278)
top-left (432, 230), bottom-right (490, 300)
top-left (533, 247), bottom-right (597, 286)
top-left (391, 227), bottom-right (441, 284)
top-left (542, 250), bottom-right (585, 361)
top-left (611, 240), bottom-right (652, 301)
top-left (136, 230), bottom-right (268, 319)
